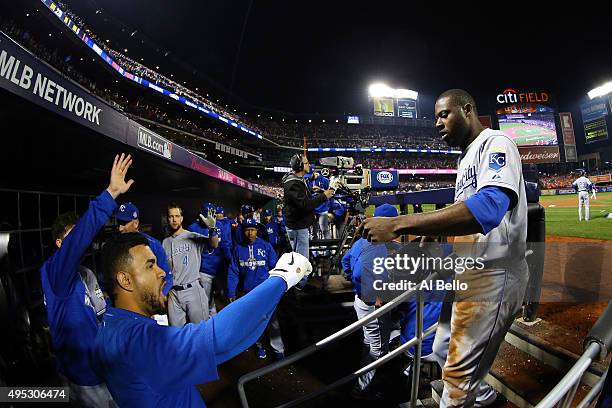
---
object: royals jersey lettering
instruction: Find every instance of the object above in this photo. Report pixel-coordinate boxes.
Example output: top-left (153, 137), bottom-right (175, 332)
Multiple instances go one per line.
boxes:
top-left (454, 128), bottom-right (527, 261)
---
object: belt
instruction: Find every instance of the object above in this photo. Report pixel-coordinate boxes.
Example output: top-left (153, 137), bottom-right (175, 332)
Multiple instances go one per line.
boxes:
top-left (171, 281), bottom-right (203, 291)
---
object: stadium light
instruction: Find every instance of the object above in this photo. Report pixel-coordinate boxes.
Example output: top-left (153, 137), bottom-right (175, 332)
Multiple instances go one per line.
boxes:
top-left (368, 83), bottom-right (394, 98)
top-left (368, 83), bottom-right (418, 99)
top-left (588, 81), bottom-right (612, 99)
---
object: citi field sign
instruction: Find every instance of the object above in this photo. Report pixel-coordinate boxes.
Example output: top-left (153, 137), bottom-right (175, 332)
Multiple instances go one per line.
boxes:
top-left (496, 88), bottom-right (550, 104)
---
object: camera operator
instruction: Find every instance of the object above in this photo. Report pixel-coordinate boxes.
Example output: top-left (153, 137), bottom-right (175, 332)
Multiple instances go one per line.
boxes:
top-left (282, 154), bottom-right (334, 265)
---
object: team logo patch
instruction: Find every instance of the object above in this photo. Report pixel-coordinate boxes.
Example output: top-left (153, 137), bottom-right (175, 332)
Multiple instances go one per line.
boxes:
top-left (488, 152), bottom-right (506, 172)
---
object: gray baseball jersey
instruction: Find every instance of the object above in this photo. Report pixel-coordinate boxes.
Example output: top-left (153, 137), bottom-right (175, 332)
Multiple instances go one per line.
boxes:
top-left (573, 176), bottom-right (592, 192)
top-left (454, 128), bottom-right (527, 261)
top-left (162, 230), bottom-right (208, 286)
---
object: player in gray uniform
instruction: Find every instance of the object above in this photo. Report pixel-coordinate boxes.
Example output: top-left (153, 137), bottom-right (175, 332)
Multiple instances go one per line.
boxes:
top-left (359, 89), bottom-right (529, 407)
top-left (163, 203), bottom-right (212, 327)
top-left (573, 172), bottom-right (592, 221)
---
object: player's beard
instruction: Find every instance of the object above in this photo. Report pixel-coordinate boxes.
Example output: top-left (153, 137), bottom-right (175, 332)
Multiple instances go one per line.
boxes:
top-left (141, 286), bottom-right (166, 316)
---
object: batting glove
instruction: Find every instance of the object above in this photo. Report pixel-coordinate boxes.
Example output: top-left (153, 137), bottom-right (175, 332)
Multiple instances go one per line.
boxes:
top-left (199, 212), bottom-right (217, 229)
top-left (268, 252), bottom-right (312, 291)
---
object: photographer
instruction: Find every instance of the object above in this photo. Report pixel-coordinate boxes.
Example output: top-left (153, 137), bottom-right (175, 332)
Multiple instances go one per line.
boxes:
top-left (282, 154), bottom-right (334, 263)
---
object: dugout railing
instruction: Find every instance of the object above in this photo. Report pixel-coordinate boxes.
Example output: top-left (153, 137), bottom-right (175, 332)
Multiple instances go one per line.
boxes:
top-left (237, 271), bottom-right (442, 408)
top-left (536, 301), bottom-right (612, 408)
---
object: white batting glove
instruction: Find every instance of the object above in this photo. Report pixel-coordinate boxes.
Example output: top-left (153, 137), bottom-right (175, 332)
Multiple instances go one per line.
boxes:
top-left (268, 252), bottom-right (312, 290)
top-left (199, 213), bottom-right (217, 229)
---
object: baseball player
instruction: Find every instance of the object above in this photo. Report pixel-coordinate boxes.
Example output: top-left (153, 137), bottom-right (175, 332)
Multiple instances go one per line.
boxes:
top-left (227, 218), bottom-right (285, 359)
top-left (309, 172), bottom-right (332, 241)
top-left (330, 196), bottom-right (349, 239)
top-left (115, 202), bottom-right (172, 296)
top-left (342, 204), bottom-right (402, 400)
top-left (591, 183), bottom-right (597, 200)
top-left (573, 172), bottom-right (592, 221)
top-left (359, 89), bottom-right (529, 407)
top-left (40, 153), bottom-right (133, 406)
top-left (275, 205), bottom-right (289, 252)
top-left (214, 206), bottom-right (234, 296)
top-left (163, 203), bottom-right (215, 326)
top-left (232, 204), bottom-right (269, 245)
top-left (262, 209), bottom-right (283, 254)
top-left (186, 202), bottom-right (221, 319)
top-left (94, 231), bottom-right (311, 407)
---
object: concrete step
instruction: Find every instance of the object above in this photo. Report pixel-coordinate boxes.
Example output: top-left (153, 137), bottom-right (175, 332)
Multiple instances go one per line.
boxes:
top-left (430, 342), bottom-right (592, 408)
top-left (507, 320), bottom-right (607, 388)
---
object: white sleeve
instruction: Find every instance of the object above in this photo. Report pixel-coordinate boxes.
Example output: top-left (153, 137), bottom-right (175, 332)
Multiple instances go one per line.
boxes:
top-left (476, 135), bottom-right (522, 198)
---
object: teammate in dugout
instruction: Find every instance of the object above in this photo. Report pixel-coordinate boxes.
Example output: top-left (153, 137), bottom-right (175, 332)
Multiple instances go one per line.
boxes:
top-left (358, 89), bottom-right (529, 408)
top-left (40, 153), bottom-right (134, 407)
top-left (94, 232), bottom-right (312, 407)
top-left (163, 203), bottom-right (217, 327)
top-left (227, 218), bottom-right (286, 360)
top-left (187, 202), bottom-right (222, 319)
top-left (262, 209), bottom-right (283, 254)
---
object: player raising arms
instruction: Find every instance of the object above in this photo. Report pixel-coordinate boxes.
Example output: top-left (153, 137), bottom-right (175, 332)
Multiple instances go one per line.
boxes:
top-left (359, 89), bottom-right (529, 408)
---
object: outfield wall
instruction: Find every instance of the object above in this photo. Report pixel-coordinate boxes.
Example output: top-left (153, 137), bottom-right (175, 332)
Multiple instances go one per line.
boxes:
top-left (542, 186), bottom-right (612, 195)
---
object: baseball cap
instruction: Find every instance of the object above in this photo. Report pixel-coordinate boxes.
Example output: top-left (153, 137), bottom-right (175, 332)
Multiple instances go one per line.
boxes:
top-left (116, 202), bottom-right (139, 222)
top-left (374, 204), bottom-right (398, 218)
top-left (215, 206), bottom-right (224, 214)
top-left (200, 202), bottom-right (215, 214)
top-left (242, 218), bottom-right (258, 229)
top-left (241, 204), bottom-right (255, 214)
top-left (263, 209), bottom-right (272, 217)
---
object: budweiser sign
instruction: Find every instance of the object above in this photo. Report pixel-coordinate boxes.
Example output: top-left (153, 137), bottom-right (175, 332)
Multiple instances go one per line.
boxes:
top-left (518, 146), bottom-right (560, 164)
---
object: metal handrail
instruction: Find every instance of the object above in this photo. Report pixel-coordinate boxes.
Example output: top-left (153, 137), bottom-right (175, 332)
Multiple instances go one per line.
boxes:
top-left (237, 271), bottom-right (441, 408)
top-left (576, 369), bottom-right (608, 408)
top-left (535, 342), bottom-right (601, 408)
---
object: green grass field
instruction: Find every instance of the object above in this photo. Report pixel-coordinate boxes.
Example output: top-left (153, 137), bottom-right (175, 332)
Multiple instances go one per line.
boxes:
top-left (499, 122), bottom-right (557, 145)
top-left (366, 192), bottom-right (612, 240)
top-left (539, 191), bottom-right (612, 240)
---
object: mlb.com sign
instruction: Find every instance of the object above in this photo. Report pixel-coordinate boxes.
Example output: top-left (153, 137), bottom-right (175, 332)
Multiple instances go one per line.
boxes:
top-left (496, 88), bottom-right (549, 104)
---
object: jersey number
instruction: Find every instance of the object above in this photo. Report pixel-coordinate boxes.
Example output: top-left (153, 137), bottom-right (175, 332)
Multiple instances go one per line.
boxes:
top-left (183, 255), bottom-right (188, 266)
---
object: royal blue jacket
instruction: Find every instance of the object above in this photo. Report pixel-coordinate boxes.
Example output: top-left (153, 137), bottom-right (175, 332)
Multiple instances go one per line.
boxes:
top-left (40, 190), bottom-right (116, 386)
top-left (264, 220), bottom-right (282, 248)
top-left (141, 232), bottom-right (172, 295)
top-left (93, 277), bottom-right (287, 407)
top-left (309, 175), bottom-right (331, 214)
top-left (215, 217), bottom-right (233, 250)
top-left (227, 237), bottom-right (278, 298)
top-left (187, 221), bottom-right (223, 277)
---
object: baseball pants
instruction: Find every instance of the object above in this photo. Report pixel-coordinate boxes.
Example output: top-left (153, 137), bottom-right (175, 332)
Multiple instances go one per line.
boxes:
top-left (168, 281), bottom-right (210, 327)
top-left (579, 191), bottom-right (590, 221)
top-left (199, 272), bottom-right (218, 318)
top-left (353, 295), bottom-right (397, 391)
top-left (256, 310), bottom-right (285, 353)
top-left (432, 263), bottom-right (529, 408)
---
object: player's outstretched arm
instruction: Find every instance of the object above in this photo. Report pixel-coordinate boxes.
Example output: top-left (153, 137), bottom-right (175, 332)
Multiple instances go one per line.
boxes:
top-left (44, 154), bottom-right (134, 296)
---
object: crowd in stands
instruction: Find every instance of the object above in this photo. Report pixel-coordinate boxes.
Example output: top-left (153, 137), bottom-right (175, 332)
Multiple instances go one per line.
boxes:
top-left (54, 1), bottom-right (260, 133)
top-left (256, 121), bottom-right (446, 149)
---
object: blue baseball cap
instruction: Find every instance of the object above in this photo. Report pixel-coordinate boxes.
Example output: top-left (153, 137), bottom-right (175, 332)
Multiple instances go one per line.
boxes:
top-left (241, 204), bottom-right (255, 214)
top-left (215, 206), bottom-right (224, 214)
top-left (263, 209), bottom-right (272, 217)
top-left (116, 202), bottom-right (139, 222)
top-left (200, 202), bottom-right (215, 214)
top-left (242, 218), bottom-right (258, 229)
top-left (374, 204), bottom-right (398, 217)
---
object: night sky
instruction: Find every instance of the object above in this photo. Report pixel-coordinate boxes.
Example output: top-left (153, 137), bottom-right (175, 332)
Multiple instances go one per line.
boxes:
top-left (58, 1), bottom-right (612, 118)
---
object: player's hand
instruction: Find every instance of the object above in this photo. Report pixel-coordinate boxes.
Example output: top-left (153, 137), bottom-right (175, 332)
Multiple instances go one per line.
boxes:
top-left (356, 217), bottom-right (400, 242)
top-left (268, 252), bottom-right (312, 291)
top-left (199, 209), bottom-right (217, 229)
top-left (107, 153), bottom-right (135, 199)
top-left (323, 189), bottom-right (335, 199)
